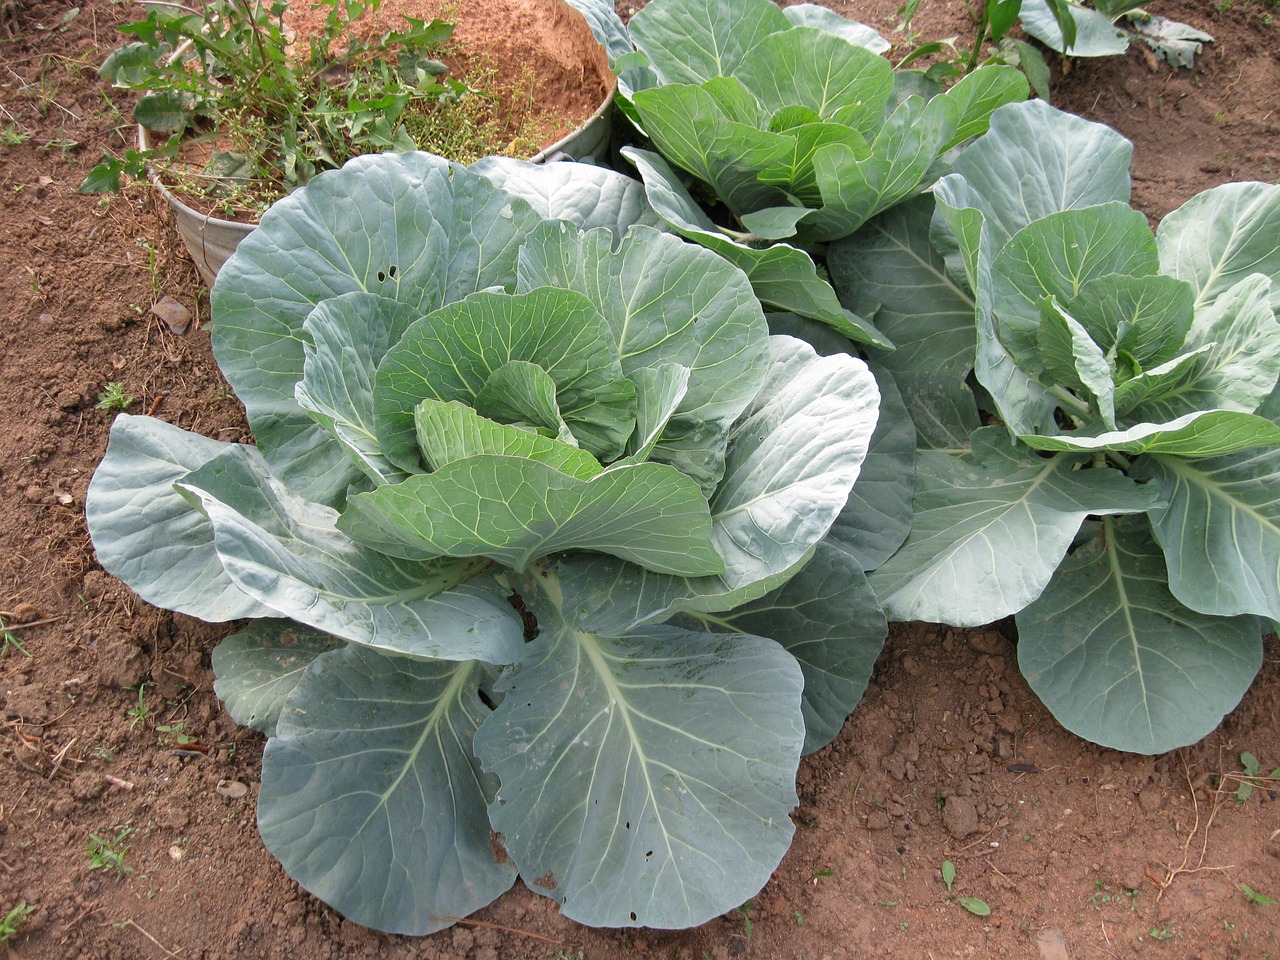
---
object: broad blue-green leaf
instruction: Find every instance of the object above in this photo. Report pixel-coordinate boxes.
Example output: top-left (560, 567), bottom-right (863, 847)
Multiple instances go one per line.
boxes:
top-left (414, 401), bottom-right (603, 479)
top-left (295, 293), bottom-right (421, 486)
top-left (1037, 298), bottom-right (1117, 428)
top-left (937, 64), bottom-right (1029, 152)
top-left (1144, 446), bottom-right (1280, 620)
top-left (374, 287), bottom-right (634, 469)
top-left (1019, 0), bottom-right (1130, 55)
top-left (472, 360), bottom-right (575, 443)
top-left (1017, 517), bottom-right (1263, 754)
top-left (828, 195), bottom-right (981, 447)
top-left (735, 27), bottom-right (893, 134)
top-left (259, 649), bottom-right (514, 935)
top-left (713, 336), bottom-right (880, 588)
top-left (621, 147), bottom-right (877, 343)
top-left (630, 81), bottom-right (792, 217)
top-left (628, 0), bottom-right (790, 86)
top-left (1133, 275), bottom-right (1280, 422)
top-left (932, 99), bottom-right (1133, 259)
top-left (85, 414), bottom-right (270, 622)
top-left (211, 619), bottom-right (344, 737)
top-left (780, 4), bottom-right (890, 53)
top-left (1020, 409), bottom-right (1280, 457)
top-left (473, 591), bottom-right (804, 928)
top-left (515, 222), bottom-right (770, 487)
top-left (805, 93), bottom-right (959, 242)
top-left (470, 156), bottom-right (663, 234)
top-left (1157, 181), bottom-right (1280, 313)
top-left (340, 457), bottom-right (724, 576)
top-left (174, 445), bottom-right (524, 663)
top-left (825, 364), bottom-right (917, 570)
top-left (697, 542), bottom-right (887, 753)
top-left (991, 204), bottom-right (1159, 369)
top-left (213, 153), bottom-right (545, 504)
top-left (869, 428), bottom-right (1158, 624)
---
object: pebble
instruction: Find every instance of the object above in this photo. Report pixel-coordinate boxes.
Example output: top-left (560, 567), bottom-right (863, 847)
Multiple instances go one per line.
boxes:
top-left (216, 779), bottom-right (250, 800)
top-left (151, 295), bottom-right (192, 334)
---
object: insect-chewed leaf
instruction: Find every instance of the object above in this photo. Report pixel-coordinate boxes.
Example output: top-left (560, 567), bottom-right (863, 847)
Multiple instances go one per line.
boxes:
top-left (473, 593), bottom-right (804, 928)
top-left (259, 648), bottom-right (515, 935)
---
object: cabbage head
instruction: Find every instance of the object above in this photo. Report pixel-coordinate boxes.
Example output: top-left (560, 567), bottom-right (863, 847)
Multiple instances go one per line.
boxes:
top-left (86, 152), bottom-right (886, 934)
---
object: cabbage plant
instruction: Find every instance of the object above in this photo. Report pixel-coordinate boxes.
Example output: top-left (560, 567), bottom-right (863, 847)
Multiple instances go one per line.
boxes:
top-left (85, 152), bottom-right (888, 934)
top-left (828, 100), bottom-right (1280, 754)
top-left (596, 0), bottom-right (1029, 345)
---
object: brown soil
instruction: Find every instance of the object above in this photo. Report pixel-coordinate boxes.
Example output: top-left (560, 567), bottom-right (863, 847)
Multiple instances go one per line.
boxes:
top-left (288, 0), bottom-right (614, 150)
top-left (0, 1), bottom-right (1277, 958)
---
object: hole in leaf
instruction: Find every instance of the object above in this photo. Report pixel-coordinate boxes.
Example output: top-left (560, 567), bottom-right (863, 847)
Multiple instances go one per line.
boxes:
top-left (630, 911), bottom-right (638, 921)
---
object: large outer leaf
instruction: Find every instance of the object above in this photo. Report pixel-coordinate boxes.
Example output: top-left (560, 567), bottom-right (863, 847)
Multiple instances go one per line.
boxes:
top-left (696, 541), bottom-right (887, 754)
top-left (211, 619), bottom-right (344, 738)
top-left (869, 428), bottom-right (1158, 624)
top-left (1144, 444), bottom-right (1280, 620)
top-left (780, 4), bottom-right (890, 53)
top-left (259, 649), bottom-right (515, 935)
top-left (174, 444), bottom-right (525, 663)
top-left (932, 99), bottom-right (1133, 259)
top-left (1017, 518), bottom-right (1263, 754)
top-left (1019, 0), bottom-right (1130, 55)
top-left (828, 195), bottom-right (981, 449)
top-left (295, 292), bottom-right (420, 486)
top-left (473, 585), bottom-right (804, 928)
top-left (469, 157), bottom-right (664, 235)
top-left (339, 457), bottom-right (725, 576)
top-left (85, 414), bottom-right (270, 622)
top-left (823, 363), bottom-right (917, 571)
top-left (714, 336), bottom-right (879, 588)
top-left (373, 287), bottom-right (632, 469)
top-left (627, 0), bottom-right (790, 86)
top-left (213, 152), bottom-right (546, 505)
top-left (1157, 181), bottom-right (1280, 313)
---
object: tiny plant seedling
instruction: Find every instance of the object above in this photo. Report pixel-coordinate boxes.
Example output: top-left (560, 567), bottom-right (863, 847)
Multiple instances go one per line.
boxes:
top-left (1235, 751), bottom-right (1280, 802)
top-left (0, 617), bottom-right (32, 658)
top-left (938, 859), bottom-right (989, 915)
top-left (95, 382), bottom-right (136, 412)
top-left (1238, 883), bottom-right (1278, 907)
top-left (156, 721), bottom-right (193, 746)
top-left (86, 825), bottom-right (135, 877)
top-left (125, 683), bottom-right (151, 731)
top-left (0, 901), bottom-right (35, 946)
